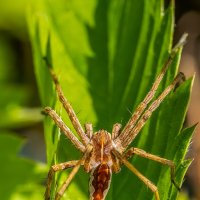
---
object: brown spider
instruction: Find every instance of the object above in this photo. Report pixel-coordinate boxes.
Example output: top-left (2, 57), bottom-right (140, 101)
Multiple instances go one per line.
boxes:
top-left (43, 34), bottom-right (187, 200)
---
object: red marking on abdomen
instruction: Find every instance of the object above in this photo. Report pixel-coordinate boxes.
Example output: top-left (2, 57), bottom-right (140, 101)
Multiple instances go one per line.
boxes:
top-left (89, 164), bottom-right (112, 200)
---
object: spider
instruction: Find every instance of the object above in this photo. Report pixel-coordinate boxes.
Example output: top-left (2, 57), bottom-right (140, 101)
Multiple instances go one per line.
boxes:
top-left (43, 34), bottom-right (187, 200)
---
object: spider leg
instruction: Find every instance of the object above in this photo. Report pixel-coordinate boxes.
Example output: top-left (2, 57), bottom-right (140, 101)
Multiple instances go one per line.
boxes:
top-left (112, 149), bottom-right (160, 200)
top-left (111, 153), bottom-right (121, 172)
top-left (45, 160), bottom-right (79, 200)
top-left (84, 123), bottom-right (93, 139)
top-left (112, 123), bottom-right (122, 139)
top-left (55, 145), bottom-right (92, 200)
top-left (123, 147), bottom-right (180, 190)
top-left (116, 72), bottom-right (185, 151)
top-left (55, 160), bottom-right (82, 200)
top-left (116, 34), bottom-right (187, 148)
top-left (43, 107), bottom-right (85, 152)
top-left (44, 60), bottom-right (89, 146)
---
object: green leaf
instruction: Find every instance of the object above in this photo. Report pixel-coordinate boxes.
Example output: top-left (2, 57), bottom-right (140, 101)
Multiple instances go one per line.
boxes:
top-left (0, 133), bottom-right (46, 200)
top-left (28, 0), bottom-right (194, 199)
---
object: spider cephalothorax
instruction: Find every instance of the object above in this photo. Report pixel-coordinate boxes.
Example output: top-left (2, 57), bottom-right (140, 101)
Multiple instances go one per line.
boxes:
top-left (88, 131), bottom-right (114, 168)
top-left (44, 34), bottom-right (187, 200)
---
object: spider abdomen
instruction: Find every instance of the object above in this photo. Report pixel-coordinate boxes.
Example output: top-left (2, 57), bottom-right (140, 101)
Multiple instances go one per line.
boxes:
top-left (89, 163), bottom-right (112, 200)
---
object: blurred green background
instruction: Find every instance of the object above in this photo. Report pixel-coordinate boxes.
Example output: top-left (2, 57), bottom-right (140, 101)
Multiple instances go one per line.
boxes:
top-left (0, 0), bottom-right (46, 199)
top-left (0, 0), bottom-right (197, 200)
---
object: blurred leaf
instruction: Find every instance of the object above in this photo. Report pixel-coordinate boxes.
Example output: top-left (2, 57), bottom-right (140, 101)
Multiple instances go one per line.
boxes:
top-left (28, 0), bottom-right (194, 200)
top-left (0, 31), bottom-right (43, 129)
top-left (0, 107), bottom-right (43, 129)
top-left (177, 191), bottom-right (190, 200)
top-left (0, 2), bottom-right (47, 200)
top-left (0, 0), bottom-right (28, 37)
top-left (0, 133), bottom-right (46, 200)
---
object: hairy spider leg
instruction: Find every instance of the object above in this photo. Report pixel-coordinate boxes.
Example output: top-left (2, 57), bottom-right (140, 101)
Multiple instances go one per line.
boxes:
top-left (112, 123), bottom-right (122, 139)
top-left (55, 146), bottom-right (93, 200)
top-left (55, 159), bottom-right (83, 200)
top-left (43, 107), bottom-right (85, 152)
top-left (123, 147), bottom-right (180, 190)
top-left (44, 58), bottom-right (89, 146)
top-left (116, 72), bottom-right (185, 151)
top-left (85, 123), bottom-right (93, 139)
top-left (112, 149), bottom-right (160, 200)
top-left (117, 33), bottom-right (187, 149)
top-left (45, 160), bottom-right (79, 200)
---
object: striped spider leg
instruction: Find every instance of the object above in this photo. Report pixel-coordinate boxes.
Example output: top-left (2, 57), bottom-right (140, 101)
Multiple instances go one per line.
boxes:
top-left (43, 33), bottom-right (187, 200)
